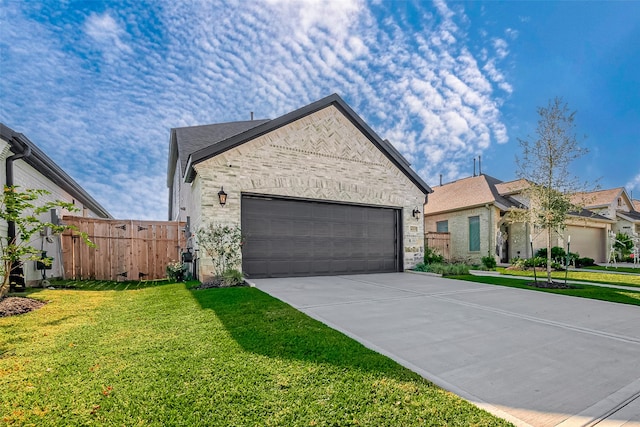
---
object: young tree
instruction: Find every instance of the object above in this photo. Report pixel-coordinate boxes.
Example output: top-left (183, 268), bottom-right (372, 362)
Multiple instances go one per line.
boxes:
top-left (196, 223), bottom-right (243, 277)
top-left (0, 186), bottom-right (93, 298)
top-left (511, 97), bottom-right (592, 284)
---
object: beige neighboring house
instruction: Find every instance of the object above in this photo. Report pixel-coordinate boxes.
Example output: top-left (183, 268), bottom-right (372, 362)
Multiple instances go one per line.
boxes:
top-left (574, 187), bottom-right (640, 237)
top-left (0, 123), bottom-right (111, 287)
top-left (423, 174), bottom-right (613, 264)
top-left (167, 94), bottom-right (432, 280)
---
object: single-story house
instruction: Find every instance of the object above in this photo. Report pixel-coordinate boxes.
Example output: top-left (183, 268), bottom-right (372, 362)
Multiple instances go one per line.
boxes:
top-left (0, 123), bottom-right (111, 286)
top-left (423, 174), bottom-right (614, 264)
top-left (167, 94), bottom-right (432, 280)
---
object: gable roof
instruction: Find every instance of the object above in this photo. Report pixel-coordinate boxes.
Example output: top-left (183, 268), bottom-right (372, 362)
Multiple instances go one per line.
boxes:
top-left (617, 209), bottom-right (640, 223)
top-left (634, 200), bottom-right (640, 211)
top-left (0, 123), bottom-right (112, 219)
top-left (494, 178), bottom-right (530, 195)
top-left (168, 94), bottom-right (432, 196)
top-left (424, 174), bottom-right (520, 215)
top-left (168, 120), bottom-right (269, 184)
top-left (572, 187), bottom-right (629, 209)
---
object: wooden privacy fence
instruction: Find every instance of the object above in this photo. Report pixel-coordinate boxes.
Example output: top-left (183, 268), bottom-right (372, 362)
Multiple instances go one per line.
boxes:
top-left (61, 216), bottom-right (186, 281)
top-left (425, 232), bottom-right (451, 260)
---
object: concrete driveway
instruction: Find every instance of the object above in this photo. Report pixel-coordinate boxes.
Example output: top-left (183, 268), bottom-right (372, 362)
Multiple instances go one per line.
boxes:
top-left (253, 272), bottom-right (640, 427)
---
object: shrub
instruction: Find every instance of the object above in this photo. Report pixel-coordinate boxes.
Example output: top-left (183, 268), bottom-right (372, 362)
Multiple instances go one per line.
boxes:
top-left (575, 257), bottom-right (595, 267)
top-left (196, 223), bottom-right (243, 277)
top-left (524, 256), bottom-right (547, 268)
top-left (536, 246), bottom-right (567, 262)
top-left (510, 257), bottom-right (527, 270)
top-left (424, 247), bottom-right (444, 264)
top-left (481, 255), bottom-right (497, 270)
top-left (222, 269), bottom-right (244, 287)
top-left (413, 262), bottom-right (429, 272)
top-left (427, 263), bottom-right (470, 276)
top-left (166, 260), bottom-right (187, 282)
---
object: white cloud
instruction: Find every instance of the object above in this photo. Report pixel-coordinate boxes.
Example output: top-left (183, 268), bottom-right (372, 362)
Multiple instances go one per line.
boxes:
top-left (626, 173), bottom-right (640, 195)
top-left (0, 0), bottom-right (514, 218)
top-left (492, 37), bottom-right (509, 59)
top-left (84, 12), bottom-right (133, 60)
top-left (505, 28), bottom-right (519, 39)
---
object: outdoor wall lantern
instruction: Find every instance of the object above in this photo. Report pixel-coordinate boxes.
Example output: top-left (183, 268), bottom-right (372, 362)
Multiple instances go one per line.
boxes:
top-left (218, 187), bottom-right (227, 207)
top-left (412, 207), bottom-right (421, 219)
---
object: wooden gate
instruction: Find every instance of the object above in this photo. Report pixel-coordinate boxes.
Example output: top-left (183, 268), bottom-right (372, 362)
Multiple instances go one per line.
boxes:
top-left (425, 232), bottom-right (451, 260)
top-left (61, 216), bottom-right (186, 281)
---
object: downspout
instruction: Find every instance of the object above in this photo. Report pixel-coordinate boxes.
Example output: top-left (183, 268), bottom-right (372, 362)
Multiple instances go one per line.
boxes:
top-left (5, 140), bottom-right (31, 290)
top-left (6, 142), bottom-right (32, 242)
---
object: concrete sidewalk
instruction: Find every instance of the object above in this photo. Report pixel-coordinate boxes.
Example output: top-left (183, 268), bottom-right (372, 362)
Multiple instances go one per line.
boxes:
top-left (253, 273), bottom-right (640, 427)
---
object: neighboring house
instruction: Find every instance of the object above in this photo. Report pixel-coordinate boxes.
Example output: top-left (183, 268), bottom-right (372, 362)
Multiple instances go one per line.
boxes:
top-left (423, 174), bottom-right (613, 264)
top-left (0, 123), bottom-right (111, 285)
top-left (573, 187), bottom-right (640, 237)
top-left (167, 94), bottom-right (432, 280)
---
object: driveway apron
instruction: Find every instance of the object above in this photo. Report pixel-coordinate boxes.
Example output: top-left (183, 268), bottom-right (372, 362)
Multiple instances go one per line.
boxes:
top-left (253, 273), bottom-right (640, 427)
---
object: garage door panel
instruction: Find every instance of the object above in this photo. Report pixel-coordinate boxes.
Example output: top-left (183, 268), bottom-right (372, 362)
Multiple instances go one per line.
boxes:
top-left (566, 226), bottom-right (605, 263)
top-left (313, 204), bottom-right (335, 219)
top-left (241, 196), bottom-right (400, 278)
top-left (291, 261), bottom-right (312, 275)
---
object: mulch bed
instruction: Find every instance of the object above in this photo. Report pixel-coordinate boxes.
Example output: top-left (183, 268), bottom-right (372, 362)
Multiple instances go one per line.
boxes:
top-left (526, 281), bottom-right (576, 289)
top-left (0, 297), bottom-right (47, 317)
top-left (193, 278), bottom-right (250, 290)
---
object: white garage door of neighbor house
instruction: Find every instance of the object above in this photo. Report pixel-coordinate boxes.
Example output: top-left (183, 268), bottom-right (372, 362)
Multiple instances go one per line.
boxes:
top-left (567, 226), bottom-right (605, 263)
top-left (240, 195), bottom-right (402, 278)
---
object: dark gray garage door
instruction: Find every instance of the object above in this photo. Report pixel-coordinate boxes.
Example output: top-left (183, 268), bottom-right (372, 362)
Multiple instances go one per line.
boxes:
top-left (241, 195), bottom-right (401, 278)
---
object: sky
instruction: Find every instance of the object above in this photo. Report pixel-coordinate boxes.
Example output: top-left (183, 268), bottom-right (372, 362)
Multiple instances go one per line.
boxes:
top-left (1, 0), bottom-right (639, 220)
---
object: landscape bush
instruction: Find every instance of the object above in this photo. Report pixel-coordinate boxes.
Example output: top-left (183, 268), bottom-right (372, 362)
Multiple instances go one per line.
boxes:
top-left (536, 246), bottom-right (575, 262)
top-left (414, 263), bottom-right (469, 276)
top-left (481, 255), bottom-right (497, 270)
top-left (166, 260), bottom-right (187, 282)
top-left (575, 257), bottom-right (595, 267)
top-left (413, 262), bottom-right (429, 272)
top-left (222, 269), bottom-right (244, 286)
top-left (424, 247), bottom-right (444, 264)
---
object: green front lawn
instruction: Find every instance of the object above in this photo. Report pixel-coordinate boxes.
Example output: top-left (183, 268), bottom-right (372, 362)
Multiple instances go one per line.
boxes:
top-left (496, 267), bottom-right (640, 288)
top-left (1, 283), bottom-right (509, 426)
top-left (583, 265), bottom-right (640, 274)
top-left (453, 275), bottom-right (640, 306)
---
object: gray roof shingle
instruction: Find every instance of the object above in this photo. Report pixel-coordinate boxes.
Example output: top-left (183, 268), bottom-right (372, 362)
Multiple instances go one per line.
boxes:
top-left (172, 119), bottom-right (269, 177)
top-left (0, 123), bottom-right (112, 219)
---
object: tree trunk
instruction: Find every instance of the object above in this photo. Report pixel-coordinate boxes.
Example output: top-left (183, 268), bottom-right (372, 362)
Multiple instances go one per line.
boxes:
top-left (546, 227), bottom-right (553, 283)
top-left (0, 261), bottom-right (11, 298)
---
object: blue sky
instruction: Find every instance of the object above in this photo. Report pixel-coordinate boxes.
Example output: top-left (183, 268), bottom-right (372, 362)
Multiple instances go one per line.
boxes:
top-left (1, 0), bottom-right (638, 220)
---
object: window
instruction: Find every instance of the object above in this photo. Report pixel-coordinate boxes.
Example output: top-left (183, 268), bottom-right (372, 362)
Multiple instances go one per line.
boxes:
top-left (469, 216), bottom-right (480, 251)
top-left (436, 220), bottom-right (448, 233)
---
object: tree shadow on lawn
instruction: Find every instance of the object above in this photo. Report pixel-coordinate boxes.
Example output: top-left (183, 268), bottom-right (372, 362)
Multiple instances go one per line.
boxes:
top-left (189, 286), bottom-right (407, 374)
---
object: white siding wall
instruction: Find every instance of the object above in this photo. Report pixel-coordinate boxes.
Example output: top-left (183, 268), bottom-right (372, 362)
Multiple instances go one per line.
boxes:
top-left (170, 159), bottom-right (201, 264)
top-left (0, 147), bottom-right (104, 284)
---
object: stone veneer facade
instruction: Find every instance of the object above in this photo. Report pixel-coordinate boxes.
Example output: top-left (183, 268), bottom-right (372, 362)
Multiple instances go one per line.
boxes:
top-left (174, 105), bottom-right (426, 279)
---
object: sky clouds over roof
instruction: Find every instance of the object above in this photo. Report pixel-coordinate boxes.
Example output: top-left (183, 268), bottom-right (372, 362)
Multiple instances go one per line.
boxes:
top-left (1, 1), bottom-right (638, 219)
